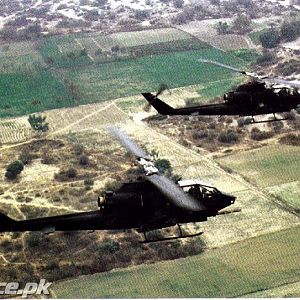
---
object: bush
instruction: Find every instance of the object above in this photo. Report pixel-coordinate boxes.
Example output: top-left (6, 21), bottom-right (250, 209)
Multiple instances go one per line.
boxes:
top-left (218, 130), bottom-right (239, 144)
top-left (250, 127), bottom-right (273, 141)
top-left (279, 133), bottom-right (300, 146)
top-left (84, 177), bottom-right (94, 187)
top-left (259, 29), bottom-right (281, 48)
top-left (27, 232), bottom-right (41, 247)
top-left (97, 240), bottom-right (120, 254)
top-left (5, 160), bottom-right (24, 180)
top-left (18, 151), bottom-right (33, 165)
top-left (66, 168), bottom-right (77, 178)
top-left (74, 144), bottom-right (84, 156)
top-left (256, 51), bottom-right (276, 66)
top-left (154, 158), bottom-right (172, 175)
top-left (28, 114), bottom-right (49, 133)
top-left (79, 154), bottom-right (89, 166)
top-left (192, 130), bottom-right (209, 139)
top-left (237, 117), bottom-right (252, 127)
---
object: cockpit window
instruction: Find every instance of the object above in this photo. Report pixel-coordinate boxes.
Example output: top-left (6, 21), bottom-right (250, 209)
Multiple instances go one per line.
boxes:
top-left (184, 185), bottom-right (218, 200)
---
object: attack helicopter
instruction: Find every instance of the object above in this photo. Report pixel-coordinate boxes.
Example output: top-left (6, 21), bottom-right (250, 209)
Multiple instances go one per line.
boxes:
top-left (0, 127), bottom-right (235, 242)
top-left (142, 60), bottom-right (300, 124)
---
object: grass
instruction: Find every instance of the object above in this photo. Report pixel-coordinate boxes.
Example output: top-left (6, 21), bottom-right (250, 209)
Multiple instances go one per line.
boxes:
top-left (217, 144), bottom-right (300, 188)
top-left (267, 181), bottom-right (300, 210)
top-left (53, 226), bottom-right (300, 298)
top-left (61, 48), bottom-right (251, 104)
top-left (110, 28), bottom-right (192, 47)
top-left (0, 69), bottom-right (68, 118)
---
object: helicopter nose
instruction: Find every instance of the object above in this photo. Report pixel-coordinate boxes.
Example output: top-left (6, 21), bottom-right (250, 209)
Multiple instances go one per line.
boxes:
top-left (222, 194), bottom-right (236, 209)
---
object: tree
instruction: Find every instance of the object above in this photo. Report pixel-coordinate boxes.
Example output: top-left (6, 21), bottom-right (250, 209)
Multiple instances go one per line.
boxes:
top-left (5, 160), bottom-right (24, 180)
top-left (259, 29), bottom-right (281, 48)
top-left (280, 21), bottom-right (299, 42)
top-left (232, 14), bottom-right (252, 34)
top-left (216, 21), bottom-right (230, 34)
top-left (28, 114), bottom-right (49, 133)
top-left (111, 45), bottom-right (120, 53)
top-left (154, 158), bottom-right (172, 175)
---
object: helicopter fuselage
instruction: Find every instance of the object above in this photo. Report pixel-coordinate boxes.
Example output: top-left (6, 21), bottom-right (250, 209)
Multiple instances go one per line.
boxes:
top-left (0, 180), bottom-right (235, 233)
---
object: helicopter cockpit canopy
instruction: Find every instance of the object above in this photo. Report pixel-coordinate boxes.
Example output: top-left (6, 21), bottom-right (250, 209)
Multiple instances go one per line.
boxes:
top-left (178, 179), bottom-right (220, 201)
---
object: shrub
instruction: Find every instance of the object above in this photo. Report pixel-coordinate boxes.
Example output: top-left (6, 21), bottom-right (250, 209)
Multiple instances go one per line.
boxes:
top-left (259, 29), bottom-right (281, 48)
top-left (5, 160), bottom-right (24, 180)
top-left (18, 151), bottom-right (33, 165)
top-left (41, 152), bottom-right (54, 164)
top-left (279, 133), bottom-right (300, 146)
top-left (218, 130), bottom-right (239, 144)
top-left (154, 158), bottom-right (172, 175)
top-left (192, 130), bottom-right (209, 139)
top-left (237, 117), bottom-right (252, 127)
top-left (66, 168), bottom-right (77, 178)
top-left (27, 232), bottom-right (41, 247)
top-left (74, 144), bottom-right (84, 156)
top-left (28, 114), bottom-right (49, 133)
top-left (84, 177), bottom-right (94, 187)
top-left (79, 154), bottom-right (89, 166)
top-left (256, 51), bottom-right (276, 66)
top-left (250, 127), bottom-right (273, 141)
top-left (97, 240), bottom-right (120, 254)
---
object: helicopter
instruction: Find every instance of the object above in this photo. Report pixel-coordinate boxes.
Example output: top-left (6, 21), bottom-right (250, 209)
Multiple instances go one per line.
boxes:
top-left (142, 59), bottom-right (300, 124)
top-left (0, 127), bottom-right (236, 243)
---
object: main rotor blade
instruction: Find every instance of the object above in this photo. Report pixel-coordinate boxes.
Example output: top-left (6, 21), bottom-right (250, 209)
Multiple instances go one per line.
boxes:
top-left (199, 59), bottom-right (300, 89)
top-left (198, 58), bottom-right (248, 75)
top-left (108, 126), bottom-right (149, 159)
top-left (147, 174), bottom-right (206, 211)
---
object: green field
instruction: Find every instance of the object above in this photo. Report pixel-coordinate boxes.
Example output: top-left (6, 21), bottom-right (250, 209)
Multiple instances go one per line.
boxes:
top-left (0, 28), bottom-right (257, 118)
top-left (217, 144), bottom-right (300, 209)
top-left (53, 226), bottom-right (300, 298)
top-left (267, 181), bottom-right (300, 210)
top-left (0, 70), bottom-right (68, 118)
top-left (60, 48), bottom-right (251, 103)
top-left (217, 144), bottom-right (300, 188)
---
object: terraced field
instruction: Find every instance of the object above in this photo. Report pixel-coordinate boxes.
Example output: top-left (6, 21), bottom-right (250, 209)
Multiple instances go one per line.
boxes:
top-left (0, 118), bottom-right (33, 144)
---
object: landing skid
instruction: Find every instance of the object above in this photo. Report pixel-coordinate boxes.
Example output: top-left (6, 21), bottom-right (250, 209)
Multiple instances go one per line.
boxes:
top-left (243, 113), bottom-right (288, 124)
top-left (140, 224), bottom-right (203, 243)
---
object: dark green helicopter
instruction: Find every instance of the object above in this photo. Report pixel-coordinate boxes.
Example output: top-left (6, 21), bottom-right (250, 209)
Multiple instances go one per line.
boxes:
top-left (0, 127), bottom-right (235, 242)
top-left (143, 60), bottom-right (300, 124)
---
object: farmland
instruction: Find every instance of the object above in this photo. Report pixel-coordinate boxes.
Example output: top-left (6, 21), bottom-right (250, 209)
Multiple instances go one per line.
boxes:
top-left (53, 226), bottom-right (300, 298)
top-left (217, 144), bottom-right (300, 210)
top-left (0, 27), bottom-right (255, 119)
